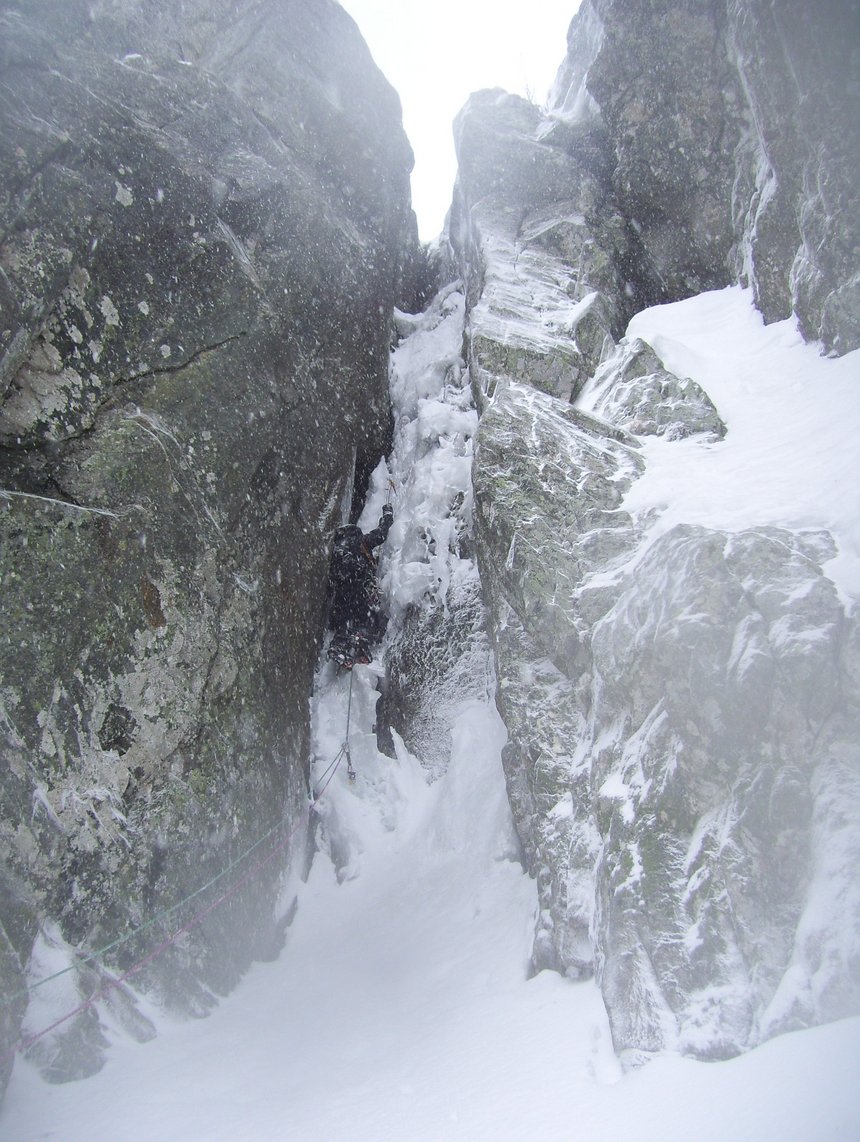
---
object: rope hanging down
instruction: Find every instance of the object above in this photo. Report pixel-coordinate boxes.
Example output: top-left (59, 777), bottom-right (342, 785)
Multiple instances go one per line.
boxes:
top-left (313, 668), bottom-right (356, 799)
top-left (7, 557), bottom-right (371, 1063)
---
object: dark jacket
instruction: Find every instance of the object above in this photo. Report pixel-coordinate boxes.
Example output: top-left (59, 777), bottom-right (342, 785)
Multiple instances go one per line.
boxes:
top-left (327, 508), bottom-right (393, 634)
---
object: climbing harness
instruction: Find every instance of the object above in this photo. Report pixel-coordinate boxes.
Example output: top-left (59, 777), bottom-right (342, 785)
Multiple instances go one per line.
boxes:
top-left (313, 668), bottom-right (357, 800)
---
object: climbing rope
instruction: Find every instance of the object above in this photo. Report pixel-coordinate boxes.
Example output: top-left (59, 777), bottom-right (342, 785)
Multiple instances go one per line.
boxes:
top-left (6, 498), bottom-right (378, 1064)
top-left (3, 802), bottom-right (311, 1070)
top-left (313, 668), bottom-right (357, 799)
top-left (6, 662), bottom-right (364, 1011)
top-left (4, 663), bottom-right (363, 1069)
top-left (0, 809), bottom-right (295, 1012)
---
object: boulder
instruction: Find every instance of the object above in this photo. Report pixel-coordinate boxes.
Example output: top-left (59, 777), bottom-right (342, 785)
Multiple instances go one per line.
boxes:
top-left (584, 338), bottom-right (726, 440)
top-left (472, 370), bottom-right (860, 1059)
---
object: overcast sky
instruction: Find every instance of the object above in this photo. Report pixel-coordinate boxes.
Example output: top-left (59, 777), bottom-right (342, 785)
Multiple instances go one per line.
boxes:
top-left (339, 1), bottom-right (582, 240)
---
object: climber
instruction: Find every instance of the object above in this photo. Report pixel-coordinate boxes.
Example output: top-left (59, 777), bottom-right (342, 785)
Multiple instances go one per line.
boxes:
top-left (326, 503), bottom-right (393, 668)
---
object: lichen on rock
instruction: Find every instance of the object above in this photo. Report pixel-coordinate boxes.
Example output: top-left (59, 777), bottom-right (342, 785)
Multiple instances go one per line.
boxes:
top-left (452, 0), bottom-right (860, 1066)
top-left (0, 0), bottom-right (418, 1089)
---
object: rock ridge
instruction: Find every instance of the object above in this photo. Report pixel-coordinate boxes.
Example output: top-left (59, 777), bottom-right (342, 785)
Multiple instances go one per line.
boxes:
top-left (450, 0), bottom-right (860, 1063)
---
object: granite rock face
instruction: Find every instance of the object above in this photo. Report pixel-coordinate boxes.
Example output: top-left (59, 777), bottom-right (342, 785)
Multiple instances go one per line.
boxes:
top-left (723, 0), bottom-right (860, 351)
top-left (453, 0), bottom-right (860, 1062)
top-left (550, 0), bottom-right (860, 353)
top-left (584, 0), bottom-right (744, 301)
top-left (0, 0), bottom-right (416, 1086)
top-left (468, 342), bottom-right (860, 1061)
top-left (584, 522), bottom-right (860, 1060)
top-left (472, 381), bottom-right (643, 976)
top-left (450, 90), bottom-right (645, 410)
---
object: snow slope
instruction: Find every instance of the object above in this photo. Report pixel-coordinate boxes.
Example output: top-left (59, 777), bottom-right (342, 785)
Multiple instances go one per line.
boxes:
top-left (4, 673), bottom-right (859, 1140)
top-left (618, 288), bottom-right (860, 606)
top-left (3, 285), bottom-right (860, 1140)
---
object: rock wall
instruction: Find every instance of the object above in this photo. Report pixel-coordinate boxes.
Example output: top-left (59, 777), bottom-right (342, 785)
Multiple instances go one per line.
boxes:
top-left (0, 0), bottom-right (417, 1087)
top-left (549, 0), bottom-right (860, 353)
top-left (452, 0), bottom-right (860, 1061)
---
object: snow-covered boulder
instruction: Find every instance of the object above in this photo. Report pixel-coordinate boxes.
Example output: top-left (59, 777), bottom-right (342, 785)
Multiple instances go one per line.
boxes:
top-left (584, 339), bottom-right (726, 441)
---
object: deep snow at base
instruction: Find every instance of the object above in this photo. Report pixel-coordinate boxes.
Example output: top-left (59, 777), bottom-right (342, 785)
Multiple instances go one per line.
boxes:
top-left (4, 674), bottom-right (859, 1141)
top-left (3, 286), bottom-right (860, 1140)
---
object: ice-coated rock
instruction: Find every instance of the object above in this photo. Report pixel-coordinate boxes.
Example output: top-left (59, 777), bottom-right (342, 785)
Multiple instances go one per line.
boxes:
top-left (456, 0), bottom-right (860, 1063)
top-left (473, 368), bottom-right (860, 1059)
top-left (582, 338), bottom-right (726, 441)
top-left (472, 379), bottom-right (643, 976)
top-left (0, 0), bottom-right (417, 1087)
top-left (450, 90), bottom-right (640, 407)
top-left (375, 283), bottom-right (495, 778)
top-left (590, 524), bottom-right (860, 1060)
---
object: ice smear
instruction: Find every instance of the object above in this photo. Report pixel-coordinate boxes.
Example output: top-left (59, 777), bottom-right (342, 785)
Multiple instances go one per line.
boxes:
top-left (361, 282), bottom-right (478, 622)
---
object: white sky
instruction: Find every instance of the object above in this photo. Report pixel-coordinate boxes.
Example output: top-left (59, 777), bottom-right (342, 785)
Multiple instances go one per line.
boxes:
top-left (338, 0), bottom-right (582, 240)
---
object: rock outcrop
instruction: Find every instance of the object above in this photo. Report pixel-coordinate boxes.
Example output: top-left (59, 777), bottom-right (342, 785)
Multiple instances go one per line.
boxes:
top-left (3, 0), bottom-right (858, 1097)
top-left (0, 0), bottom-right (417, 1087)
top-left (450, 89), bottom-right (641, 410)
top-left (549, 0), bottom-right (860, 354)
top-left (452, 0), bottom-right (860, 1062)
